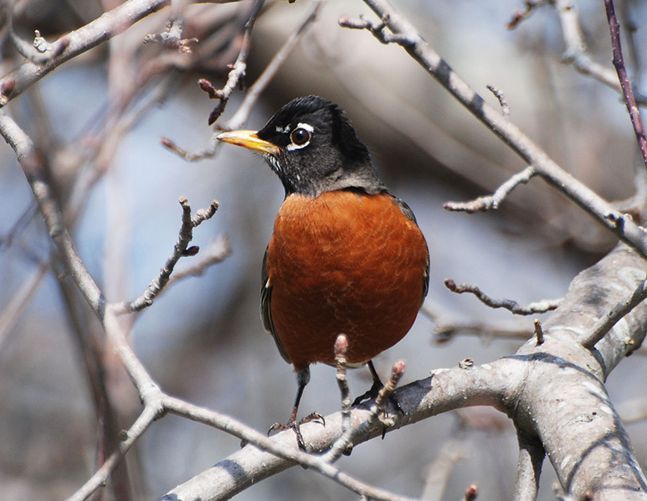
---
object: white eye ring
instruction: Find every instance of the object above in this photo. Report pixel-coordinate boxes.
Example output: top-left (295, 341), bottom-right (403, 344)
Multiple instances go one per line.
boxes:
top-left (287, 122), bottom-right (313, 151)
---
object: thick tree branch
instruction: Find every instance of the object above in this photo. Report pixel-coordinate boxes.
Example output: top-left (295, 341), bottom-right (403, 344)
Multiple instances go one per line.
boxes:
top-left (165, 243), bottom-right (647, 500)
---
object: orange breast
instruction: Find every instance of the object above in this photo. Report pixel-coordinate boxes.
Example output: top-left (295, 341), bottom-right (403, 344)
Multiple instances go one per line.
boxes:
top-left (266, 191), bottom-right (428, 369)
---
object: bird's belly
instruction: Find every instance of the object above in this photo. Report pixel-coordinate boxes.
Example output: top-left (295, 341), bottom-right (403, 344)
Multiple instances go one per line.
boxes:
top-left (266, 192), bottom-right (428, 368)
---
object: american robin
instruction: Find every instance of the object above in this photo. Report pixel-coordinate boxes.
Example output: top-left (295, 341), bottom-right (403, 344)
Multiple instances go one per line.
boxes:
top-left (217, 95), bottom-right (429, 448)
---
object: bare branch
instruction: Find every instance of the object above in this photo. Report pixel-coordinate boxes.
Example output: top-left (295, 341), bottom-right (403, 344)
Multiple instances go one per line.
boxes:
top-left (0, 0), bottom-right (171, 107)
top-left (512, 432), bottom-right (544, 501)
top-left (113, 198), bottom-right (220, 314)
top-left (322, 359), bottom-right (406, 463)
top-left (343, 0), bottom-right (647, 259)
top-left (421, 305), bottom-right (532, 344)
top-left (507, 1), bottom-right (548, 30)
top-left (163, 396), bottom-right (419, 501)
top-left (0, 263), bottom-right (48, 351)
top-left (552, 0), bottom-right (644, 101)
top-left (205, 0), bottom-right (265, 126)
top-left (143, 18), bottom-right (198, 54)
top-left (444, 279), bottom-right (561, 316)
top-left (225, 0), bottom-right (324, 129)
top-left (67, 403), bottom-right (162, 501)
top-left (163, 0), bottom-right (322, 160)
top-left (420, 437), bottom-right (467, 501)
top-left (603, 0), bottom-right (647, 171)
top-left (444, 166), bottom-right (535, 213)
top-left (165, 235), bottom-right (230, 287)
top-left (333, 334), bottom-right (352, 453)
top-left (486, 84), bottom-right (510, 119)
top-left (582, 275), bottom-right (647, 349)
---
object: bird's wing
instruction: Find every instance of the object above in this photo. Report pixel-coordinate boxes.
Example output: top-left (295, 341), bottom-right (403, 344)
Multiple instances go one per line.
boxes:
top-left (393, 196), bottom-right (430, 303)
top-left (261, 245), bottom-right (290, 363)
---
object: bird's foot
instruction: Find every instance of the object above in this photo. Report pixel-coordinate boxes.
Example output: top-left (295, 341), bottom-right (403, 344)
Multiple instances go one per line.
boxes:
top-left (268, 412), bottom-right (325, 451)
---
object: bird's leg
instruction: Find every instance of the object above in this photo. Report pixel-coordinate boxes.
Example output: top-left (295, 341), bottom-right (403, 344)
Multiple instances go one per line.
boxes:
top-left (268, 367), bottom-right (324, 450)
top-left (352, 360), bottom-right (404, 414)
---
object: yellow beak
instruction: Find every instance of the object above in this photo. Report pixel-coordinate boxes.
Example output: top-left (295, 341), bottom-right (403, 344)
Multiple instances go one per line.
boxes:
top-left (216, 130), bottom-right (281, 155)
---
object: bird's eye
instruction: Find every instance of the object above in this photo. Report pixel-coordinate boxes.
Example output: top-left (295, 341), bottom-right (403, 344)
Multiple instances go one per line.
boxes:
top-left (289, 127), bottom-right (311, 147)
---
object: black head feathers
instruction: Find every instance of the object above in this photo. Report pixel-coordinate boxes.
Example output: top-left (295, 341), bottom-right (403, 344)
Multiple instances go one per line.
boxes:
top-left (218, 96), bottom-right (383, 196)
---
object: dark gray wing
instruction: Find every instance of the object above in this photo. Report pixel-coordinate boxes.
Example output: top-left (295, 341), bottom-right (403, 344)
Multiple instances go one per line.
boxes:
top-left (394, 196), bottom-right (430, 302)
top-left (261, 245), bottom-right (290, 363)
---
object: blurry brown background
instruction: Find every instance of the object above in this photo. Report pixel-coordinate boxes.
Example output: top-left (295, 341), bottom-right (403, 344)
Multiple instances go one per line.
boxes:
top-left (1, 0), bottom-right (647, 499)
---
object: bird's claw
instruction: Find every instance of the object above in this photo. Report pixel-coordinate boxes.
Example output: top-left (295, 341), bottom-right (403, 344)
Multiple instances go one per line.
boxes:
top-left (268, 412), bottom-right (325, 451)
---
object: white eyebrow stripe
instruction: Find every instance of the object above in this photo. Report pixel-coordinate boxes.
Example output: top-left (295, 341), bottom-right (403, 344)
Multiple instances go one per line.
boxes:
top-left (296, 122), bottom-right (314, 133)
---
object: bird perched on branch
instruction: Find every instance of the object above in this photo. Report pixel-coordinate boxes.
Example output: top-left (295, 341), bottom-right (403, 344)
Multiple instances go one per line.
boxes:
top-left (218, 95), bottom-right (429, 449)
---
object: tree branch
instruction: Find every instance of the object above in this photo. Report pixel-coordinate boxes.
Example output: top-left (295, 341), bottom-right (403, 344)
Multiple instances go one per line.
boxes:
top-left (444, 278), bottom-right (561, 315)
top-left (341, 0), bottom-right (647, 259)
top-left (603, 0), bottom-right (647, 170)
top-left (0, 0), bottom-right (171, 107)
top-left (444, 166), bottom-right (535, 213)
top-left (112, 198), bottom-right (220, 314)
top-left (552, 0), bottom-right (647, 105)
top-left (512, 431), bottom-right (544, 501)
top-left (166, 243), bottom-right (647, 500)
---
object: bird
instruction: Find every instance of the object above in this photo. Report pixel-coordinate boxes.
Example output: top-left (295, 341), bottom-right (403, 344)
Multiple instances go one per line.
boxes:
top-left (217, 95), bottom-right (429, 448)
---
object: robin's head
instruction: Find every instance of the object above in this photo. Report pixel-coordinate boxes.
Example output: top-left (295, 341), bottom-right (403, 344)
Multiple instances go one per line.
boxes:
top-left (217, 95), bottom-right (383, 196)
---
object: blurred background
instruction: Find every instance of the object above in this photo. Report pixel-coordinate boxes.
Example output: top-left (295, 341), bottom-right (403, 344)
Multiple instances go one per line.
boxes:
top-left (1, 0), bottom-right (647, 499)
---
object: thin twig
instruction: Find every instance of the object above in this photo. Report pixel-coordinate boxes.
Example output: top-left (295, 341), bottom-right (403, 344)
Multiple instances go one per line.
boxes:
top-left (322, 360), bottom-right (406, 463)
top-left (143, 18), bottom-right (198, 54)
top-left (165, 235), bottom-right (230, 287)
top-left (0, 263), bottom-right (48, 351)
top-left (486, 84), bottom-right (510, 119)
top-left (8, 5), bottom-right (70, 66)
top-left (553, 0), bottom-right (647, 105)
top-left (163, 0), bottom-right (322, 160)
top-left (205, 0), bottom-right (265, 126)
top-left (113, 198), bottom-right (220, 314)
top-left (0, 0), bottom-right (170, 107)
top-left (420, 437), bottom-right (467, 501)
top-left (444, 279), bottom-right (561, 316)
top-left (507, 0), bottom-right (548, 30)
top-left (226, 0), bottom-right (324, 129)
top-left (66, 399), bottom-right (162, 501)
top-left (582, 275), bottom-right (647, 349)
top-left (333, 334), bottom-right (352, 446)
top-left (421, 305), bottom-right (533, 344)
top-left (604, 0), bottom-right (647, 170)
top-left (444, 166), bottom-right (535, 213)
top-left (533, 319), bottom-right (544, 345)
